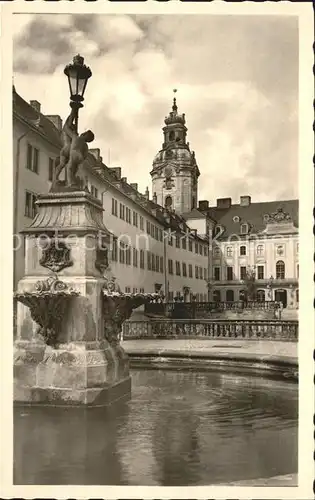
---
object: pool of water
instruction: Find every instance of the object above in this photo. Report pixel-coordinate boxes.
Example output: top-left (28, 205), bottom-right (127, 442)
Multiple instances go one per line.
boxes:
top-left (14, 369), bottom-right (298, 485)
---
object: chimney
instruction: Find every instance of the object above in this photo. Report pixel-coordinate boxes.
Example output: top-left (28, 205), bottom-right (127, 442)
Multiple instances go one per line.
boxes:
top-left (153, 192), bottom-right (157, 204)
top-left (89, 148), bottom-right (101, 161)
top-left (145, 187), bottom-right (149, 200)
top-left (30, 100), bottom-right (41, 113)
top-left (46, 115), bottom-right (63, 132)
top-left (121, 177), bottom-right (127, 183)
top-left (240, 195), bottom-right (251, 207)
top-left (109, 167), bottom-right (121, 180)
top-left (130, 183), bottom-right (138, 192)
top-left (216, 197), bottom-right (232, 209)
top-left (198, 200), bottom-right (209, 211)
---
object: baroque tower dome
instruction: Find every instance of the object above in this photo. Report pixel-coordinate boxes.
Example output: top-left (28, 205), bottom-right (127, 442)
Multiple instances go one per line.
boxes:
top-left (150, 91), bottom-right (200, 215)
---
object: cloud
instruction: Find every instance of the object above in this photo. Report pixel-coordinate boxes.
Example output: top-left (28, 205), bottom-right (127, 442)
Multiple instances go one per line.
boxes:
top-left (13, 14), bottom-right (298, 203)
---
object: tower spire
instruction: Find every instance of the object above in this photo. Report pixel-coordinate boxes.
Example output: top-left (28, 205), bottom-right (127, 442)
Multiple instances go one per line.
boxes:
top-left (172, 88), bottom-right (178, 113)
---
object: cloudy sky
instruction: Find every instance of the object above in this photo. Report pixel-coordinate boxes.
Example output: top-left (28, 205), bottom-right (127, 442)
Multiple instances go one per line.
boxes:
top-left (13, 14), bottom-right (298, 204)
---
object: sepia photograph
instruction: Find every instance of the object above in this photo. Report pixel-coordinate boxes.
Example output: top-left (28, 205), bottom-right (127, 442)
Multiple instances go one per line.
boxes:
top-left (0, 1), bottom-right (313, 499)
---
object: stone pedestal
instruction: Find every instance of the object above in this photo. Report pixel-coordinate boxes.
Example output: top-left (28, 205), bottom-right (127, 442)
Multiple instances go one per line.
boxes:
top-left (14, 191), bottom-right (131, 406)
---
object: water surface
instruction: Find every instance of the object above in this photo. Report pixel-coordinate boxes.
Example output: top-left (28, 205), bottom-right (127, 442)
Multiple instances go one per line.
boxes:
top-left (14, 369), bottom-right (298, 485)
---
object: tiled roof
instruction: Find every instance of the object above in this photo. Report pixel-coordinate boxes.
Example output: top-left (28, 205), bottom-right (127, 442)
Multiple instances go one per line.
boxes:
top-left (182, 208), bottom-right (207, 220)
top-left (13, 88), bottom-right (62, 148)
top-left (205, 199), bottom-right (298, 240)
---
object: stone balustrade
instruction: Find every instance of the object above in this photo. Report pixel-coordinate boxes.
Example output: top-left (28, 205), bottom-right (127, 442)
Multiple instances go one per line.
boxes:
top-left (123, 318), bottom-right (298, 342)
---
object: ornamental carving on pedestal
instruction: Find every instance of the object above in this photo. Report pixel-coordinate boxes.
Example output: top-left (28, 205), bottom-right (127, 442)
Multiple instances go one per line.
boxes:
top-left (39, 238), bottom-right (73, 273)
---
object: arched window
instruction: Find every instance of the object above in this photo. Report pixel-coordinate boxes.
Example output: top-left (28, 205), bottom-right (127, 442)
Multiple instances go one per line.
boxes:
top-left (226, 246), bottom-right (233, 257)
top-left (169, 130), bottom-right (175, 141)
top-left (276, 260), bottom-right (285, 279)
top-left (257, 290), bottom-right (265, 302)
top-left (240, 245), bottom-right (247, 256)
top-left (256, 244), bottom-right (264, 256)
top-left (165, 195), bottom-right (172, 208)
top-left (226, 289), bottom-right (234, 302)
top-left (213, 290), bottom-right (221, 302)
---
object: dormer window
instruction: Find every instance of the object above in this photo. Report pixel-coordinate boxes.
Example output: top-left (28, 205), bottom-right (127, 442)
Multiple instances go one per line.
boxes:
top-left (214, 225), bottom-right (224, 238)
top-left (240, 223), bottom-right (249, 234)
top-left (233, 216), bottom-right (240, 223)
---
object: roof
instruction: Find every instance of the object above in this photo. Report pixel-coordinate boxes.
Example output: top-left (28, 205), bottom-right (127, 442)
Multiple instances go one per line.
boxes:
top-left (182, 208), bottom-right (207, 220)
top-left (13, 88), bottom-right (62, 148)
top-left (204, 199), bottom-right (299, 239)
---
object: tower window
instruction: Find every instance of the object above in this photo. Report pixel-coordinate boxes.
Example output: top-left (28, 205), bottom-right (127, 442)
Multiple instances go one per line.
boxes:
top-left (165, 196), bottom-right (172, 208)
top-left (169, 130), bottom-right (175, 141)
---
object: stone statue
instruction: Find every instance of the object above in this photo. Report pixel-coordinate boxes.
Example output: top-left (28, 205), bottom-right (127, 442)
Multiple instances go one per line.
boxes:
top-left (53, 106), bottom-right (94, 188)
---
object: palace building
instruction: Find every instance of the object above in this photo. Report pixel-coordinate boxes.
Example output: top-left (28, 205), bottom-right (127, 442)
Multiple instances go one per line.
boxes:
top-left (13, 87), bottom-right (298, 308)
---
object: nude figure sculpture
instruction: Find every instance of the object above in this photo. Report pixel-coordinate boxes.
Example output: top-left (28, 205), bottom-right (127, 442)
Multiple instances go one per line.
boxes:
top-left (53, 106), bottom-right (94, 188)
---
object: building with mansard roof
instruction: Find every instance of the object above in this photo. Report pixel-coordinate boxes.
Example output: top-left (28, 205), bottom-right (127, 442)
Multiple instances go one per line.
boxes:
top-left (13, 87), bottom-right (298, 309)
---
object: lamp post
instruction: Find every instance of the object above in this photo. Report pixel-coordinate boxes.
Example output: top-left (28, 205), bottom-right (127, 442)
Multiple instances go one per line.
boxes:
top-left (64, 54), bottom-right (92, 133)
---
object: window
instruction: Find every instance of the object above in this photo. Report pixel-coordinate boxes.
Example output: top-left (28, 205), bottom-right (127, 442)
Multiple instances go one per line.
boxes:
top-left (125, 287), bottom-right (131, 293)
top-left (240, 266), bottom-right (247, 280)
top-left (91, 185), bottom-right (98, 198)
top-left (195, 242), bottom-right (198, 254)
top-left (257, 265), bottom-right (264, 280)
top-left (213, 290), bottom-right (221, 302)
top-left (139, 287), bottom-right (145, 294)
top-left (214, 267), bottom-right (220, 281)
top-left (240, 245), bottom-right (247, 256)
top-left (195, 266), bottom-right (199, 279)
top-left (296, 242), bottom-right (299, 254)
top-left (204, 246), bottom-right (208, 256)
top-left (112, 198), bottom-right (118, 216)
top-left (213, 246), bottom-right (221, 257)
top-left (159, 228), bottom-right (163, 242)
top-left (26, 144), bottom-right (39, 173)
top-left (126, 246), bottom-right (131, 265)
top-left (160, 256), bottom-right (164, 273)
top-left (188, 264), bottom-right (193, 278)
top-left (276, 260), bottom-right (285, 279)
top-left (204, 268), bottom-right (207, 280)
top-left (48, 158), bottom-right (54, 181)
top-left (226, 266), bottom-right (233, 280)
top-left (140, 249), bottom-right (145, 269)
top-left (226, 290), bottom-right (234, 302)
top-left (119, 203), bottom-right (125, 220)
top-left (147, 251), bottom-right (152, 270)
top-left (119, 242), bottom-right (125, 264)
top-left (256, 244), bottom-right (264, 256)
top-left (176, 261), bottom-right (181, 276)
top-left (168, 234), bottom-right (173, 246)
top-left (188, 239), bottom-right (193, 252)
top-left (24, 191), bottom-right (37, 218)
top-left (169, 130), bottom-right (175, 141)
top-left (226, 246), bottom-right (233, 257)
top-left (182, 262), bottom-right (187, 277)
top-left (165, 195), bottom-right (172, 208)
top-left (133, 248), bottom-right (138, 267)
top-left (199, 244), bottom-right (203, 256)
top-left (140, 216), bottom-right (144, 230)
top-left (182, 236), bottom-right (187, 250)
top-left (152, 254), bottom-right (156, 271)
top-left (133, 287), bottom-right (138, 294)
top-left (156, 255), bottom-right (159, 273)
top-left (146, 220), bottom-right (150, 234)
top-left (126, 207), bottom-right (131, 224)
top-left (257, 290), bottom-right (265, 302)
top-left (168, 259), bottom-right (173, 275)
top-left (297, 264), bottom-right (299, 278)
top-left (240, 223), bottom-right (248, 234)
top-left (176, 235), bottom-right (180, 248)
top-left (133, 211), bottom-right (138, 227)
top-left (296, 289), bottom-right (299, 303)
top-left (112, 237), bottom-right (118, 261)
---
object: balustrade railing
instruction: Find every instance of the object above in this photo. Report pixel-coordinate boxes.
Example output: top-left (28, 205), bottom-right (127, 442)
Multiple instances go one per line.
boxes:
top-left (123, 318), bottom-right (298, 341)
top-left (145, 300), bottom-right (279, 318)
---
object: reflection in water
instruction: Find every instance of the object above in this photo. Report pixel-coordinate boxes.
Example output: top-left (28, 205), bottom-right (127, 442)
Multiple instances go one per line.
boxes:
top-left (14, 369), bottom-right (298, 485)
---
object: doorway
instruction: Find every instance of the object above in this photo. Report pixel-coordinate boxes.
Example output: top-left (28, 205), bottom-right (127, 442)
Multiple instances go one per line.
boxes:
top-left (275, 289), bottom-right (287, 308)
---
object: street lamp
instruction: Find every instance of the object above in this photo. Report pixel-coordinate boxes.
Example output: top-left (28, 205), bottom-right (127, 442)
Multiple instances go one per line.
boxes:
top-left (64, 54), bottom-right (92, 133)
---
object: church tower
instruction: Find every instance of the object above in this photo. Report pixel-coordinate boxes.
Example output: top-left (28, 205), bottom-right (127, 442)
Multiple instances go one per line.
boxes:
top-left (150, 91), bottom-right (200, 214)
